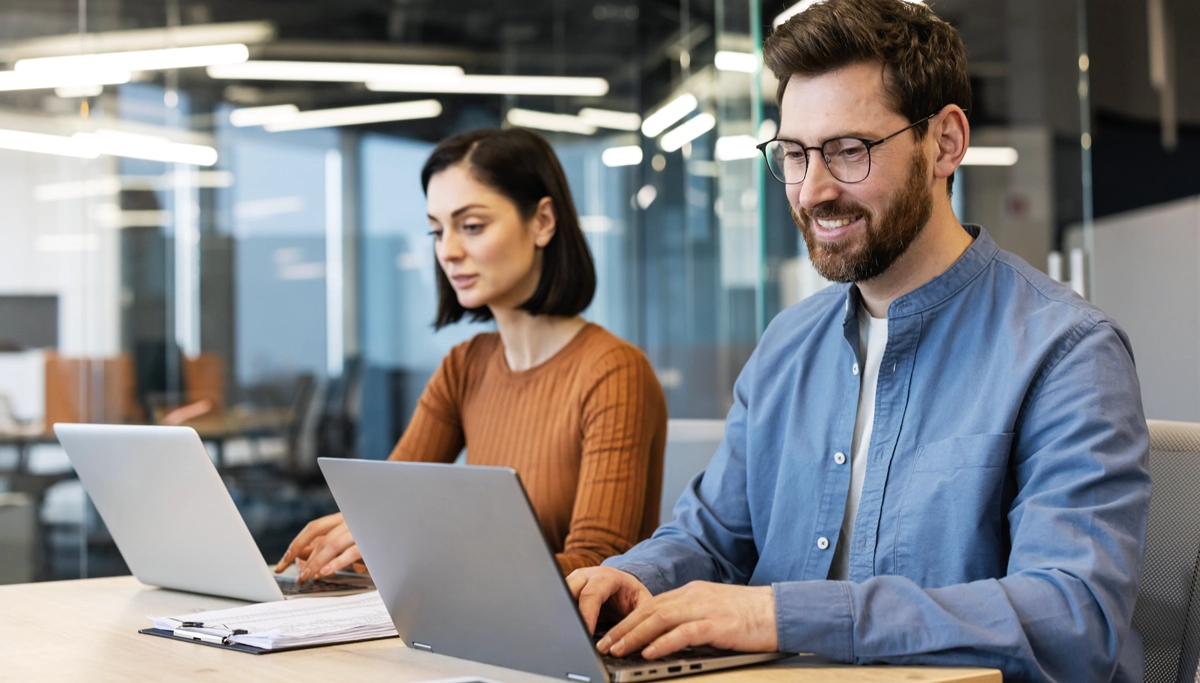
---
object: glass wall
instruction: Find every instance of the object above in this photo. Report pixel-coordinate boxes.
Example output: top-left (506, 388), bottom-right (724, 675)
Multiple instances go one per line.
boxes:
top-left (0, 0), bottom-right (1195, 583)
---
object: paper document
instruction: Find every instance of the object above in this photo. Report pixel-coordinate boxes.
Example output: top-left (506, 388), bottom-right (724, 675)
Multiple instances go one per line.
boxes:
top-left (150, 590), bottom-right (397, 650)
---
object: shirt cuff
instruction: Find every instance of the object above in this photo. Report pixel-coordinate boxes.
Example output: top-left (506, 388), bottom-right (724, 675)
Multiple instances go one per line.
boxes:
top-left (602, 558), bottom-right (672, 595)
top-left (773, 580), bottom-right (855, 661)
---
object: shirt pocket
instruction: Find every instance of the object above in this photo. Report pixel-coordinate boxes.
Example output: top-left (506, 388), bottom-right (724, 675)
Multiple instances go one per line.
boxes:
top-left (893, 433), bottom-right (1014, 587)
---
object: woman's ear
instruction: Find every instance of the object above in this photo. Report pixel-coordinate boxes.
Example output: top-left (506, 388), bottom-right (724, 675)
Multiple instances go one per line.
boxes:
top-left (532, 197), bottom-right (557, 248)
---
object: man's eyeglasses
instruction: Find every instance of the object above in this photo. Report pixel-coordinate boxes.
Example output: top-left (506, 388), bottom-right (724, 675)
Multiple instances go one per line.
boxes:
top-left (755, 112), bottom-right (938, 185)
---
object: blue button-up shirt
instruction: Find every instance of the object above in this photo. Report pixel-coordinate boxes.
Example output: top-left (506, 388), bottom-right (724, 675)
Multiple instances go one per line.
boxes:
top-left (605, 226), bottom-right (1150, 682)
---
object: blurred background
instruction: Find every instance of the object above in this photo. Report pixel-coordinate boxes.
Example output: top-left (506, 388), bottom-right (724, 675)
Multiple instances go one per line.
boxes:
top-left (0, 0), bottom-right (1195, 583)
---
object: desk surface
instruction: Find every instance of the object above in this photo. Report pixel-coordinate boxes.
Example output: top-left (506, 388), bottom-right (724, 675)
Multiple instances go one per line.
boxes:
top-left (1, 576), bottom-right (1001, 683)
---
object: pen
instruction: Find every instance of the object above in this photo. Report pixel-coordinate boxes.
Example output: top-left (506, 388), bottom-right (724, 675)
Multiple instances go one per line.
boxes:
top-left (173, 628), bottom-right (228, 645)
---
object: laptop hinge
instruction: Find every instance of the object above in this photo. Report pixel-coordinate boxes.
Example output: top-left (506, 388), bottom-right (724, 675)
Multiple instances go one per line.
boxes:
top-left (412, 641), bottom-right (433, 651)
top-left (566, 674), bottom-right (591, 682)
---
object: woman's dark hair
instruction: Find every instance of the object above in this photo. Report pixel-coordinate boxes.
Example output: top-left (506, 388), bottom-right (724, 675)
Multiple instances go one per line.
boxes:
top-left (420, 127), bottom-right (597, 329)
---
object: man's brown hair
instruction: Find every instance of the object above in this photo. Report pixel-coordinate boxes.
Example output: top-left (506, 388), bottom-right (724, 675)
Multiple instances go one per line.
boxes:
top-left (763, 0), bottom-right (971, 193)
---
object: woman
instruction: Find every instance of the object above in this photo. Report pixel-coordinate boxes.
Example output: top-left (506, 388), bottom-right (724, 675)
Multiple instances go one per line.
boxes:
top-left (276, 127), bottom-right (667, 580)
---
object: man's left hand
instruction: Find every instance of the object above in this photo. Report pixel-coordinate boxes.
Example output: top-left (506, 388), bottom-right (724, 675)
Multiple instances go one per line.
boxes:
top-left (596, 581), bottom-right (778, 659)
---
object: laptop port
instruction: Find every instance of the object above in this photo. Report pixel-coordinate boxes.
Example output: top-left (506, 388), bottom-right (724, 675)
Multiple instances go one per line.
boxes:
top-left (668, 666), bottom-right (682, 674)
top-left (633, 673), bottom-right (642, 677)
top-left (648, 670), bottom-right (657, 674)
top-left (689, 665), bottom-right (702, 671)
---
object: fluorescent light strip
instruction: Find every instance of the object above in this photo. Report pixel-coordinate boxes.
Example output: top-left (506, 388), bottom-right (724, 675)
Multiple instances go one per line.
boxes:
top-left (506, 109), bottom-right (596, 135)
top-left (367, 75), bottom-right (609, 97)
top-left (0, 129), bottom-right (97, 158)
top-left (961, 146), bottom-right (1019, 166)
top-left (774, 0), bottom-right (922, 27)
top-left (661, 113), bottom-right (716, 152)
top-left (714, 51), bottom-right (758, 73)
top-left (579, 108), bottom-right (641, 131)
top-left (55, 84), bottom-right (105, 98)
top-left (229, 104), bottom-right (299, 127)
top-left (16, 44), bottom-right (249, 75)
top-left (602, 146), bottom-right (643, 167)
top-left (34, 171), bottom-right (235, 201)
top-left (715, 135), bottom-right (760, 161)
top-left (208, 61), bottom-right (462, 83)
top-left (74, 130), bottom-right (218, 166)
top-left (642, 94), bottom-right (698, 137)
top-left (6, 22), bottom-right (274, 61)
top-left (0, 69), bottom-right (130, 92)
top-left (263, 100), bottom-right (442, 132)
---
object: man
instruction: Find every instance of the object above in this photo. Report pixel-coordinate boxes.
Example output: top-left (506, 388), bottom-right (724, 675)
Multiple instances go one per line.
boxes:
top-left (567, 0), bottom-right (1151, 680)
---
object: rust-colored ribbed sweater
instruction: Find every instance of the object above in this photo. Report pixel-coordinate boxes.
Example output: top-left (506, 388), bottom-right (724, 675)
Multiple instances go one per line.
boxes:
top-left (388, 323), bottom-right (667, 574)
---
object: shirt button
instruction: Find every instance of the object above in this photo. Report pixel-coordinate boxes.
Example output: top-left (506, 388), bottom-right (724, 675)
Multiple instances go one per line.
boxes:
top-left (852, 363), bottom-right (860, 375)
top-left (834, 452), bottom-right (846, 465)
top-left (817, 537), bottom-right (830, 550)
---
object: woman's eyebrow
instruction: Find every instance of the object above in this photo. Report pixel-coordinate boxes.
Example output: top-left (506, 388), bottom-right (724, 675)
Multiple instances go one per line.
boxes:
top-left (427, 203), bottom-right (487, 222)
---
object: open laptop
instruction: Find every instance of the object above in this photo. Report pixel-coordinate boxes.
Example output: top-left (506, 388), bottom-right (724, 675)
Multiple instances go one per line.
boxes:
top-left (54, 423), bottom-right (373, 603)
top-left (319, 458), bottom-right (789, 682)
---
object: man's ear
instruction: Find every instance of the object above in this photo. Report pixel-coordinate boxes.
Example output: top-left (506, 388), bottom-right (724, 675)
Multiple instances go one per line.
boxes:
top-left (532, 197), bottom-right (557, 248)
top-left (931, 104), bottom-right (969, 183)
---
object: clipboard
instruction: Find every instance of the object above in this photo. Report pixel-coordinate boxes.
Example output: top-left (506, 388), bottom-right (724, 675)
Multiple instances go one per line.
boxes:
top-left (138, 627), bottom-right (397, 654)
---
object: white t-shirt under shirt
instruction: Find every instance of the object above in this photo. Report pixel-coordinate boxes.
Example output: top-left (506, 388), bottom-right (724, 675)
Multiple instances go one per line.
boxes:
top-left (828, 304), bottom-right (888, 581)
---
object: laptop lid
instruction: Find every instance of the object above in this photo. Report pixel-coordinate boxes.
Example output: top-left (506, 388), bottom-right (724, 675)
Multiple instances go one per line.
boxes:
top-left (319, 458), bottom-right (609, 683)
top-left (54, 423), bottom-right (286, 603)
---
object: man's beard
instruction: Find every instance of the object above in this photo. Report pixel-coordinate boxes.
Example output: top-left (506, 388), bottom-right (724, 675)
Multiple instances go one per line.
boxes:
top-left (793, 148), bottom-right (933, 284)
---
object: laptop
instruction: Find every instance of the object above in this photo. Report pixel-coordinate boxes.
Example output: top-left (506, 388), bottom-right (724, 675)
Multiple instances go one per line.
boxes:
top-left (54, 423), bottom-right (374, 603)
top-left (319, 458), bottom-right (789, 682)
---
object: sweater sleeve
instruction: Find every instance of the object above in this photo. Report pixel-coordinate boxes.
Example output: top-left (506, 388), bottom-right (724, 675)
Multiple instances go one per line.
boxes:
top-left (557, 346), bottom-right (667, 574)
top-left (387, 344), bottom-right (467, 464)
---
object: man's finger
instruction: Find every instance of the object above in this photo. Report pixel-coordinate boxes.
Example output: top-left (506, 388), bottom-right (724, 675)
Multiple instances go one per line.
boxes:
top-left (597, 597), bottom-right (662, 654)
top-left (575, 576), bottom-right (616, 636)
top-left (319, 545), bottom-right (362, 577)
top-left (607, 605), bottom-right (676, 657)
top-left (642, 620), bottom-right (712, 660)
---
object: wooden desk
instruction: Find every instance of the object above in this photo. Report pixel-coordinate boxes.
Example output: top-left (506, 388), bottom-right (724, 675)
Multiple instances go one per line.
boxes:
top-left (2, 576), bottom-right (1000, 683)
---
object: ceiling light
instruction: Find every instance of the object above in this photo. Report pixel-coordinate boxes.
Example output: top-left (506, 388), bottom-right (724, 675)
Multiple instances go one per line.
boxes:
top-left (602, 146), bottom-right (644, 167)
top-left (661, 113), bottom-right (716, 152)
top-left (229, 104), bottom-right (299, 127)
top-left (34, 177), bottom-right (123, 202)
top-left (208, 61), bottom-right (462, 83)
top-left (0, 129), bottom-right (97, 158)
top-left (714, 51), bottom-right (758, 73)
top-left (579, 216), bottom-right (614, 233)
top-left (263, 100), bottom-right (442, 132)
top-left (506, 109), bottom-right (596, 135)
top-left (16, 44), bottom-right (249, 75)
top-left (579, 108), bottom-right (642, 131)
top-left (4, 22), bottom-right (274, 61)
top-left (0, 69), bottom-right (130, 92)
top-left (367, 75), bottom-right (609, 97)
top-left (774, 0), bottom-right (922, 27)
top-left (54, 84), bottom-right (105, 98)
top-left (961, 146), bottom-right (1019, 166)
top-left (73, 130), bottom-right (219, 166)
top-left (641, 94), bottom-right (698, 137)
top-left (715, 135), bottom-right (760, 161)
top-left (635, 185), bottom-right (658, 209)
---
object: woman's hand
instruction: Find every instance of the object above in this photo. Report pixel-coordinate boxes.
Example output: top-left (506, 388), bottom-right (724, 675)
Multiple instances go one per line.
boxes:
top-left (274, 512), bottom-right (364, 584)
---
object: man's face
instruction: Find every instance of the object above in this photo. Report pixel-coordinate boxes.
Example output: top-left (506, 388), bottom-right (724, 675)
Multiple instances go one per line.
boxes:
top-left (779, 62), bottom-right (934, 283)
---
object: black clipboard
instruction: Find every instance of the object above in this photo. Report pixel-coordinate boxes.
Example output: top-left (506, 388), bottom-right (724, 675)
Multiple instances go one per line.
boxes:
top-left (138, 628), bottom-right (397, 654)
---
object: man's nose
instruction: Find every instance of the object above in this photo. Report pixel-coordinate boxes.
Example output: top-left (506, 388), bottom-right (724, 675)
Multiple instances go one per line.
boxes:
top-left (793, 152), bottom-right (841, 211)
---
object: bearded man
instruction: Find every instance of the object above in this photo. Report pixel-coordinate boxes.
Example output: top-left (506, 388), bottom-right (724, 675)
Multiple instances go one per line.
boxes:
top-left (567, 0), bottom-right (1151, 680)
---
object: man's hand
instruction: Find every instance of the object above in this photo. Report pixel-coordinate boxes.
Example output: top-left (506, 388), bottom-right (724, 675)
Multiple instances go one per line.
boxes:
top-left (567, 566), bottom-right (653, 635)
top-left (274, 512), bottom-right (363, 584)
top-left (595, 581), bottom-right (778, 660)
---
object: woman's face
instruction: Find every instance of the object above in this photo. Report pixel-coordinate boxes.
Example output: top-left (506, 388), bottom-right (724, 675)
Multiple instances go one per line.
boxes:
top-left (426, 162), bottom-right (556, 313)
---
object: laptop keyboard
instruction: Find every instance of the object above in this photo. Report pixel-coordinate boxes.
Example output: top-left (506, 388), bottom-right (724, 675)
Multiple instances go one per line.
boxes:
top-left (595, 632), bottom-right (734, 668)
top-left (276, 574), bottom-right (375, 595)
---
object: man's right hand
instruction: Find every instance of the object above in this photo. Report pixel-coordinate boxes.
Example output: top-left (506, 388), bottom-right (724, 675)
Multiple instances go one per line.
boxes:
top-left (566, 566), bottom-right (652, 635)
top-left (274, 512), bottom-right (363, 584)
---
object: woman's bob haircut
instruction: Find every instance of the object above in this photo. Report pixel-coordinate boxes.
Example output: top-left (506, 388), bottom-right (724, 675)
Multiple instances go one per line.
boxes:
top-left (421, 127), bottom-right (597, 329)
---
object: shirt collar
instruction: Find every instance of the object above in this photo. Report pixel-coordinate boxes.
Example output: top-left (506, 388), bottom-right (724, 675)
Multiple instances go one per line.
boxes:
top-left (842, 224), bottom-right (997, 319)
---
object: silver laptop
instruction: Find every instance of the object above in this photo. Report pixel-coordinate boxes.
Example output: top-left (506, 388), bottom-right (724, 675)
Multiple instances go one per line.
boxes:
top-left (319, 458), bottom-right (788, 682)
top-left (54, 423), bottom-right (373, 603)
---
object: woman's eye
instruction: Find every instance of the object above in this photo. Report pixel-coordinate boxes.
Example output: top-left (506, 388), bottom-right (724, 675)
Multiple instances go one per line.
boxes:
top-left (428, 229), bottom-right (443, 240)
top-left (462, 223), bottom-right (484, 233)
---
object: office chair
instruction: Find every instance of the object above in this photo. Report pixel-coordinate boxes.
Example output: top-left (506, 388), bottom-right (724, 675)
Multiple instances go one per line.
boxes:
top-left (1134, 419), bottom-right (1200, 683)
top-left (659, 419), bottom-right (725, 525)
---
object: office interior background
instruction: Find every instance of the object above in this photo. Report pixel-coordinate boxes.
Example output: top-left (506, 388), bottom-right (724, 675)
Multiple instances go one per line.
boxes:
top-left (0, 0), bottom-right (1195, 583)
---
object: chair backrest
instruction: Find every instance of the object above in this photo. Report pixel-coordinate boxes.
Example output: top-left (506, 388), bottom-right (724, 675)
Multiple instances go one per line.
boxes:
top-left (1135, 419), bottom-right (1200, 683)
top-left (660, 419), bottom-right (725, 525)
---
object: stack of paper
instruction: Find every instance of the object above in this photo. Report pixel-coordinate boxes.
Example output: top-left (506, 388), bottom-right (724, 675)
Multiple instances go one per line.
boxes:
top-left (149, 590), bottom-right (398, 650)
